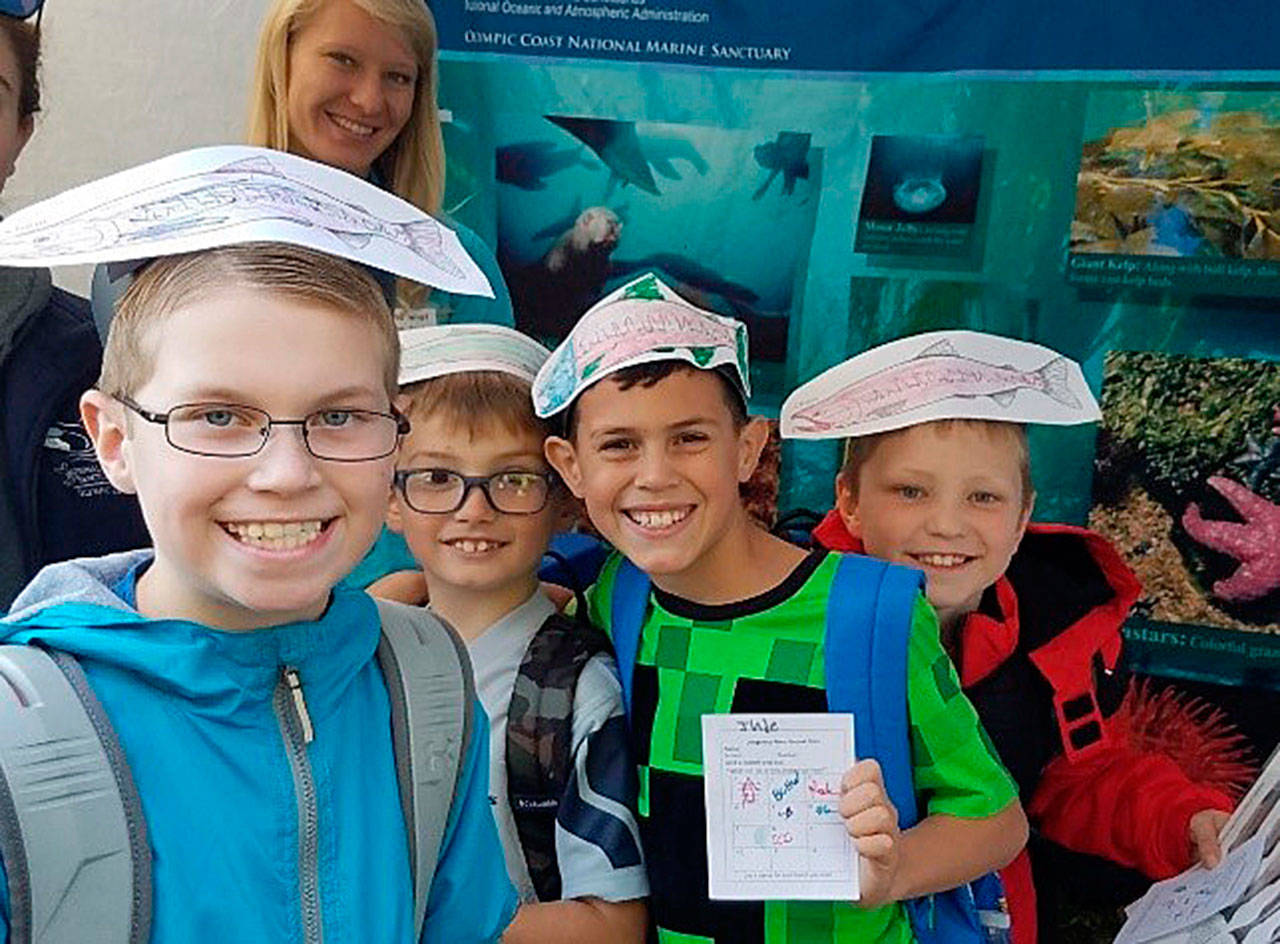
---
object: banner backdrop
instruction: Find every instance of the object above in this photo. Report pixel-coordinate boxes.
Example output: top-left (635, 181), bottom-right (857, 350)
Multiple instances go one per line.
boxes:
top-left (431, 2), bottom-right (1280, 731)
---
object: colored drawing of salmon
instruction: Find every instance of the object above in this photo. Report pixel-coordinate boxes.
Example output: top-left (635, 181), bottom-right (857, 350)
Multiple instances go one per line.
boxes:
top-left (0, 156), bottom-right (465, 279)
top-left (573, 304), bottom-right (739, 378)
top-left (788, 339), bottom-right (1081, 433)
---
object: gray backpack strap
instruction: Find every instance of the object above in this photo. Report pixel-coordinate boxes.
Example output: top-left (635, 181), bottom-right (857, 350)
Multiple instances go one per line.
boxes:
top-left (0, 645), bottom-right (150, 944)
top-left (373, 600), bottom-right (474, 940)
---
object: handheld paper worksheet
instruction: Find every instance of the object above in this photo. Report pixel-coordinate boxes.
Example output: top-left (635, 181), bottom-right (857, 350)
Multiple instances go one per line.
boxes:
top-left (702, 713), bottom-right (858, 901)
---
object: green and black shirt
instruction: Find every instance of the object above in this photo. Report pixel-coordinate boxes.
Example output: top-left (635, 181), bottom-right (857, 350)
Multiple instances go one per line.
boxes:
top-left (588, 549), bottom-right (1018, 944)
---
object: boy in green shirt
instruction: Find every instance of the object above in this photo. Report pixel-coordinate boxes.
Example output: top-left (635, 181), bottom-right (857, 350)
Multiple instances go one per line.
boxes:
top-left (537, 274), bottom-right (1027, 943)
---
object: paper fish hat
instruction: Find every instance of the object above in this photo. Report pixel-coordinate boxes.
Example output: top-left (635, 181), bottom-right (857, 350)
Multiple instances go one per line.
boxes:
top-left (0, 145), bottom-right (493, 297)
top-left (532, 272), bottom-right (750, 418)
top-left (780, 330), bottom-right (1101, 439)
top-left (398, 324), bottom-right (551, 386)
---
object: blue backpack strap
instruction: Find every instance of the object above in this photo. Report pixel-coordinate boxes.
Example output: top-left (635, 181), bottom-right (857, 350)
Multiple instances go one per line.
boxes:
top-left (825, 554), bottom-right (1000, 943)
top-left (823, 553), bottom-right (923, 827)
top-left (609, 558), bottom-right (651, 721)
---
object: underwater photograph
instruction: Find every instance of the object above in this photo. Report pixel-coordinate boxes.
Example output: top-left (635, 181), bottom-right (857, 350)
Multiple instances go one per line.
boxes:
top-left (1068, 90), bottom-right (1280, 297)
top-left (493, 113), bottom-right (823, 413)
top-left (1090, 350), bottom-right (1280, 634)
top-left (853, 133), bottom-right (986, 264)
top-left (857, 133), bottom-right (984, 226)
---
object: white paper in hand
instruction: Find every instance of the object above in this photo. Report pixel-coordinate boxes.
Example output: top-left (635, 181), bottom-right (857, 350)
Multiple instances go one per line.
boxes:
top-left (702, 713), bottom-right (857, 901)
top-left (1115, 835), bottom-right (1265, 944)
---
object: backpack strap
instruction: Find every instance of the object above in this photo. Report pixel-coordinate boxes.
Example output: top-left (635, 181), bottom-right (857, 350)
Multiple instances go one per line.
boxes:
top-left (374, 600), bottom-right (475, 940)
top-left (825, 555), bottom-right (1004, 943)
top-left (506, 611), bottom-right (612, 901)
top-left (0, 645), bottom-right (151, 944)
top-left (609, 559), bottom-right (651, 721)
top-left (823, 553), bottom-right (924, 827)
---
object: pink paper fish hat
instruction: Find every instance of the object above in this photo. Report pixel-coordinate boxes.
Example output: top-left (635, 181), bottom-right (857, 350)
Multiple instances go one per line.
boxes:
top-left (780, 330), bottom-right (1100, 439)
top-left (532, 272), bottom-right (750, 418)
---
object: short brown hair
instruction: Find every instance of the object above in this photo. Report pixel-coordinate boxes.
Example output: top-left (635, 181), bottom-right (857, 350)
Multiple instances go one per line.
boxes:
top-left (838, 419), bottom-right (1034, 511)
top-left (0, 17), bottom-right (40, 120)
top-left (99, 243), bottom-right (398, 398)
top-left (401, 370), bottom-right (553, 443)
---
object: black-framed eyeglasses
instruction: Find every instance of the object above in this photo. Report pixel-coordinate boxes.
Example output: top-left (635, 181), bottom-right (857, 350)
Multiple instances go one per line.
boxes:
top-left (394, 468), bottom-right (556, 515)
top-left (116, 395), bottom-right (410, 462)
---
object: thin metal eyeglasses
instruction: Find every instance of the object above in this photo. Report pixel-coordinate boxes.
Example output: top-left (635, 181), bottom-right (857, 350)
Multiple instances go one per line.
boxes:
top-left (394, 468), bottom-right (557, 515)
top-left (116, 394), bottom-right (410, 462)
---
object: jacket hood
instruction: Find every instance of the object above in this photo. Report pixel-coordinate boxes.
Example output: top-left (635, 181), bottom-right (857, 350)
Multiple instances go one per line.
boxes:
top-left (810, 510), bottom-right (1140, 684)
top-left (4, 548), bottom-right (147, 625)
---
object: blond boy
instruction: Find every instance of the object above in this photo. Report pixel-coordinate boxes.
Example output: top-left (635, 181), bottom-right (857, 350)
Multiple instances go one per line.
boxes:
top-left (786, 330), bottom-right (1234, 943)
top-left (385, 325), bottom-right (648, 943)
top-left (1, 245), bottom-right (515, 942)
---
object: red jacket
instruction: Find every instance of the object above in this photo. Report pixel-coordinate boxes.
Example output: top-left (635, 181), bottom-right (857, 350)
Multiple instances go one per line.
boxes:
top-left (812, 511), bottom-right (1234, 944)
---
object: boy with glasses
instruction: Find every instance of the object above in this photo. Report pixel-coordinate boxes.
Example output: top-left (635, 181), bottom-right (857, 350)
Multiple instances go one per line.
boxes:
top-left (385, 324), bottom-right (649, 943)
top-left (1, 243), bottom-right (516, 942)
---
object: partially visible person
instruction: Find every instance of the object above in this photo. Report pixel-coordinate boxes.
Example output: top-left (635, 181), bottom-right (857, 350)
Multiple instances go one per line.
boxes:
top-left (382, 324), bottom-right (648, 943)
top-left (1, 241), bottom-right (516, 941)
top-left (539, 276), bottom-right (1028, 944)
top-left (0, 8), bottom-right (146, 610)
top-left (784, 330), bottom-right (1239, 944)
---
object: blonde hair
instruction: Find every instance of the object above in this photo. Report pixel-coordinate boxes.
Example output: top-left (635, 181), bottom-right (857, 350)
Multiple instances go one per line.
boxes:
top-left (246, 0), bottom-right (445, 218)
top-left (838, 419), bottom-right (1035, 512)
top-left (402, 371), bottom-right (553, 443)
top-left (99, 243), bottom-right (399, 398)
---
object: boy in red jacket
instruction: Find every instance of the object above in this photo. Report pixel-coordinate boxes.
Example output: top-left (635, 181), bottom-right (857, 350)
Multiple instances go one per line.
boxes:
top-left (782, 331), bottom-right (1237, 943)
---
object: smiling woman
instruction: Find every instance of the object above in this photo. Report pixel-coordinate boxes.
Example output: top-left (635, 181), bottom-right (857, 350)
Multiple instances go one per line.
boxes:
top-left (243, 0), bottom-right (514, 325)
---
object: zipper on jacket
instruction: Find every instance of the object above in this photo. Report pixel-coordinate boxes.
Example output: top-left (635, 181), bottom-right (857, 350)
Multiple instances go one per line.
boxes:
top-left (274, 665), bottom-right (324, 944)
top-left (284, 666), bottom-right (315, 743)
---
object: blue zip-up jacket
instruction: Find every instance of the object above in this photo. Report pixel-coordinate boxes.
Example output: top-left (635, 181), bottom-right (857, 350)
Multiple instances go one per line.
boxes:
top-left (0, 550), bottom-right (518, 943)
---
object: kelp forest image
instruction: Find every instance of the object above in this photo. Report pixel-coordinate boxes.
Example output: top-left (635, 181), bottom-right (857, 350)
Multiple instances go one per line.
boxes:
top-left (1072, 95), bottom-right (1280, 260)
top-left (1091, 351), bottom-right (1280, 633)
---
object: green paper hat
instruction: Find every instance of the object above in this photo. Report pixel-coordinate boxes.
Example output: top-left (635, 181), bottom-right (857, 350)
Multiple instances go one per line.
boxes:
top-left (532, 273), bottom-right (750, 418)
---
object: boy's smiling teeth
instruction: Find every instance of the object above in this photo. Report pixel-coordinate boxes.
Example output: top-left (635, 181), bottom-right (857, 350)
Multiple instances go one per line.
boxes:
top-left (447, 538), bottom-right (503, 554)
top-left (912, 552), bottom-right (972, 568)
top-left (223, 520), bottom-right (325, 550)
top-left (626, 507), bottom-right (692, 530)
top-left (329, 113), bottom-right (375, 137)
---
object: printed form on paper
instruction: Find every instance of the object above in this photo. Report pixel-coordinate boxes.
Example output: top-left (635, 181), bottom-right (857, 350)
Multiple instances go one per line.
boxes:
top-left (702, 713), bottom-right (858, 901)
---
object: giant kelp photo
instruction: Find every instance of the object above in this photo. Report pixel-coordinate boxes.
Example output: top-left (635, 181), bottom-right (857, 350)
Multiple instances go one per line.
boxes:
top-left (1073, 108), bottom-right (1280, 259)
top-left (1091, 351), bottom-right (1280, 631)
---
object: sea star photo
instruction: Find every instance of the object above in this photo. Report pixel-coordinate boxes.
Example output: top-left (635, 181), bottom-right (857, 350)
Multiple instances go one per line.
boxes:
top-left (1182, 475), bottom-right (1280, 603)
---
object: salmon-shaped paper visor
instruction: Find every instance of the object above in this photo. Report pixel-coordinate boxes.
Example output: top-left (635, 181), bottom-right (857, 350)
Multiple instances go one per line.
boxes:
top-left (532, 272), bottom-right (750, 418)
top-left (0, 145), bottom-right (493, 297)
top-left (780, 330), bottom-right (1100, 439)
top-left (398, 324), bottom-right (550, 387)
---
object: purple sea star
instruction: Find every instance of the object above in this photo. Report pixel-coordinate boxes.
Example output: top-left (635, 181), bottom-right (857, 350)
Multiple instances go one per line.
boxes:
top-left (1182, 476), bottom-right (1280, 602)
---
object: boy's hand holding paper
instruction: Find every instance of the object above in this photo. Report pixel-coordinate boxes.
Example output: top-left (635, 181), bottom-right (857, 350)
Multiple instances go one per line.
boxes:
top-left (840, 758), bottom-right (902, 907)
